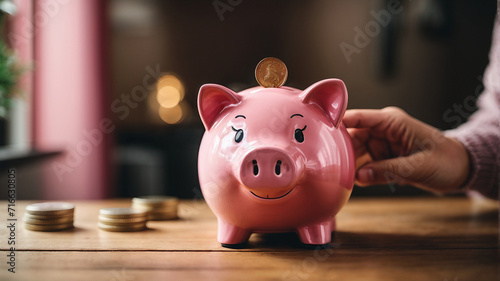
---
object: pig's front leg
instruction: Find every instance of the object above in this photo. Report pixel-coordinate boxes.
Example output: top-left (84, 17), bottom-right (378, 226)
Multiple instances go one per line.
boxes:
top-left (217, 219), bottom-right (252, 248)
top-left (296, 218), bottom-right (335, 245)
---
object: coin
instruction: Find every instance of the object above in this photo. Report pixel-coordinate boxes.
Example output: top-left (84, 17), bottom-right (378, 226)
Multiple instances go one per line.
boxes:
top-left (99, 208), bottom-right (147, 219)
top-left (132, 196), bottom-right (179, 221)
top-left (255, 57), bottom-right (288, 88)
top-left (23, 202), bottom-right (75, 231)
top-left (25, 202), bottom-right (74, 216)
top-left (98, 215), bottom-right (147, 225)
top-left (148, 213), bottom-right (178, 221)
top-left (23, 212), bottom-right (74, 221)
top-left (97, 207), bottom-right (149, 231)
top-left (132, 205), bottom-right (177, 212)
top-left (98, 222), bottom-right (146, 232)
top-left (132, 196), bottom-right (178, 204)
top-left (23, 216), bottom-right (74, 225)
top-left (24, 221), bottom-right (74, 231)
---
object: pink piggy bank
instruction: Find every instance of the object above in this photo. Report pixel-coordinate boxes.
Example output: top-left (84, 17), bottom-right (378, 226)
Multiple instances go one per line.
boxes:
top-left (197, 79), bottom-right (355, 248)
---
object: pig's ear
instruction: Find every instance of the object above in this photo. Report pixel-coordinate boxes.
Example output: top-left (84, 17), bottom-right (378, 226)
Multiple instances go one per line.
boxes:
top-left (198, 84), bottom-right (241, 130)
top-left (300, 79), bottom-right (348, 128)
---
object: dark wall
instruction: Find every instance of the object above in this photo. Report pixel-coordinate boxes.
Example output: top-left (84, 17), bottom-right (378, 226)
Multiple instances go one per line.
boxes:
top-left (110, 0), bottom-right (497, 197)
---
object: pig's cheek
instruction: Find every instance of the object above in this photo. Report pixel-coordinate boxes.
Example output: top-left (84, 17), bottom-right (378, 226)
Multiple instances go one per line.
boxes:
top-left (218, 131), bottom-right (240, 161)
top-left (204, 132), bottom-right (242, 195)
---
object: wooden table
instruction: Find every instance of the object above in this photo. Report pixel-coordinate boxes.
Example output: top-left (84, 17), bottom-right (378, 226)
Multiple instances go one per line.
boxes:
top-left (0, 197), bottom-right (498, 281)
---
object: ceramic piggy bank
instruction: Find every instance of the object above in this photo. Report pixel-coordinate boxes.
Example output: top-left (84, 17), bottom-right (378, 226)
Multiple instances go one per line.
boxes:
top-left (197, 79), bottom-right (355, 247)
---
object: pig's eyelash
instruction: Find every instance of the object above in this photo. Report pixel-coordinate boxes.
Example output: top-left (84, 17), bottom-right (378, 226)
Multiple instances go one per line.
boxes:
top-left (298, 125), bottom-right (307, 131)
top-left (231, 126), bottom-right (240, 131)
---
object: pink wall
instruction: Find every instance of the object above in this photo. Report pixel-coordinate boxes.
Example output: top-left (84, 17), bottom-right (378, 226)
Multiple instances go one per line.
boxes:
top-left (32, 0), bottom-right (110, 199)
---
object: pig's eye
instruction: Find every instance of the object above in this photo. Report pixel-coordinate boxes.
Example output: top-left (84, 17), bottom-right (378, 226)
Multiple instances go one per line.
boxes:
top-left (294, 125), bottom-right (306, 143)
top-left (231, 126), bottom-right (244, 143)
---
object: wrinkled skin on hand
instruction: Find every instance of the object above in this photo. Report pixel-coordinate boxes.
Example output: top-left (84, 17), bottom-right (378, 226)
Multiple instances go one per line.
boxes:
top-left (344, 107), bottom-right (470, 194)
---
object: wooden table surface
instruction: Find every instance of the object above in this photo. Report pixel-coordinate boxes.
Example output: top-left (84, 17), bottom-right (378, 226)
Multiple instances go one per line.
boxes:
top-left (0, 197), bottom-right (498, 281)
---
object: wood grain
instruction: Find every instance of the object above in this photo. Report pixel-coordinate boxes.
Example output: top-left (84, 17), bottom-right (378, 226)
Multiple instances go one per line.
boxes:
top-left (0, 197), bottom-right (498, 280)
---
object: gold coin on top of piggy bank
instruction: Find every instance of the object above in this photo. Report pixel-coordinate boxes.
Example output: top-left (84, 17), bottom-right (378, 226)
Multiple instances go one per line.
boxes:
top-left (255, 57), bottom-right (288, 88)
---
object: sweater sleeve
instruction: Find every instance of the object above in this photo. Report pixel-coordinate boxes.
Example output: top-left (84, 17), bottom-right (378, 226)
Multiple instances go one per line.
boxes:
top-left (444, 19), bottom-right (500, 199)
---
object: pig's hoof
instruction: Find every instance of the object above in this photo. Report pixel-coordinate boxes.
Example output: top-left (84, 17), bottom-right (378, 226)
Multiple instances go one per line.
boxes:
top-left (221, 242), bottom-right (248, 249)
top-left (300, 243), bottom-right (332, 250)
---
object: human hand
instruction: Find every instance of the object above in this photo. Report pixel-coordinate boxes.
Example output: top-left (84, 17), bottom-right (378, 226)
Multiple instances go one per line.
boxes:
top-left (343, 107), bottom-right (470, 194)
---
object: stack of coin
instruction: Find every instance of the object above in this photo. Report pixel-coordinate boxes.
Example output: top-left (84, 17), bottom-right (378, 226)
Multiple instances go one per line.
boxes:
top-left (132, 196), bottom-right (179, 220)
top-left (98, 208), bottom-right (148, 232)
top-left (23, 202), bottom-right (75, 231)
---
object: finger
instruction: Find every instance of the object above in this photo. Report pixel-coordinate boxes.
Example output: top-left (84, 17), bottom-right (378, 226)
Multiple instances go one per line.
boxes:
top-left (349, 128), bottom-right (396, 160)
top-left (355, 156), bottom-right (417, 186)
top-left (343, 109), bottom-right (389, 129)
top-left (347, 128), bottom-right (370, 156)
top-left (344, 108), bottom-right (405, 142)
top-left (367, 138), bottom-right (393, 160)
top-left (355, 152), bottom-right (372, 170)
top-left (345, 107), bottom-right (441, 153)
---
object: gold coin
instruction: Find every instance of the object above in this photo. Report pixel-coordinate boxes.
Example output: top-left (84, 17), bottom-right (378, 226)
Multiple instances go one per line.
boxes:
top-left (132, 196), bottom-right (178, 205)
top-left (98, 222), bottom-right (146, 232)
top-left (148, 210), bottom-right (178, 220)
top-left (148, 209), bottom-right (178, 215)
top-left (99, 208), bottom-right (147, 219)
top-left (25, 202), bottom-right (74, 216)
top-left (132, 205), bottom-right (178, 211)
top-left (255, 57), bottom-right (288, 88)
top-left (132, 206), bottom-right (177, 216)
top-left (148, 214), bottom-right (177, 221)
top-left (23, 216), bottom-right (74, 225)
top-left (98, 215), bottom-right (147, 225)
top-left (98, 220), bottom-right (146, 228)
top-left (24, 221), bottom-right (74, 231)
top-left (23, 212), bottom-right (74, 221)
top-left (132, 203), bottom-right (178, 209)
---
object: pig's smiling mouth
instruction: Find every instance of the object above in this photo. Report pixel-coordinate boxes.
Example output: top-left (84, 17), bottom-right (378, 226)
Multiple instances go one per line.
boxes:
top-left (250, 189), bottom-right (294, 199)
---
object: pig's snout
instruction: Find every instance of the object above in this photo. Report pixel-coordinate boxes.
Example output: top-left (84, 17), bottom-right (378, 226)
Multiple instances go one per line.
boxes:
top-left (239, 148), bottom-right (300, 199)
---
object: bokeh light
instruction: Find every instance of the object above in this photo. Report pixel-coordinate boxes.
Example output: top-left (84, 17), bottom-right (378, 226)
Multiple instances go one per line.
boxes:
top-left (157, 85), bottom-right (181, 108)
top-left (150, 73), bottom-right (190, 125)
top-left (157, 74), bottom-right (184, 100)
top-left (159, 104), bottom-right (183, 124)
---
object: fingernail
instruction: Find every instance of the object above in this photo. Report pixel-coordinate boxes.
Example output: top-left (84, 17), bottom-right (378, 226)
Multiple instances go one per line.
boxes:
top-left (357, 168), bottom-right (374, 182)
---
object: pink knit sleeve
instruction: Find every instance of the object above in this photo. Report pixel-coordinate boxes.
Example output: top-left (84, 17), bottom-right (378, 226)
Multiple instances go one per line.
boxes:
top-left (445, 19), bottom-right (500, 199)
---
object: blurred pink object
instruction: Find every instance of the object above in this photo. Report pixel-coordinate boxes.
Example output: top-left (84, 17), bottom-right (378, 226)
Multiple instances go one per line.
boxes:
top-left (197, 79), bottom-right (355, 247)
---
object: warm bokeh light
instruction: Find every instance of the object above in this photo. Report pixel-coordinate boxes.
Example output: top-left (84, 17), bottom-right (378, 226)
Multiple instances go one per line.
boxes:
top-left (157, 85), bottom-right (181, 108)
top-left (150, 73), bottom-right (190, 125)
top-left (157, 74), bottom-right (184, 100)
top-left (159, 104), bottom-right (183, 124)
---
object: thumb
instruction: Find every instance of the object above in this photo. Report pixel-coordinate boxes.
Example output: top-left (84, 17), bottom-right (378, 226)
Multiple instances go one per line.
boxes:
top-left (356, 157), bottom-right (417, 186)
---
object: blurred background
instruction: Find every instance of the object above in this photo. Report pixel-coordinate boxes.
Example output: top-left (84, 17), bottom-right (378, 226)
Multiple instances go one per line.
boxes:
top-left (0, 0), bottom-right (497, 200)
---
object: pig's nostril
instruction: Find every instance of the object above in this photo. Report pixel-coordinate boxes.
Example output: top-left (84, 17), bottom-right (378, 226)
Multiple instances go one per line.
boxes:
top-left (275, 160), bottom-right (282, 175)
top-left (252, 160), bottom-right (259, 176)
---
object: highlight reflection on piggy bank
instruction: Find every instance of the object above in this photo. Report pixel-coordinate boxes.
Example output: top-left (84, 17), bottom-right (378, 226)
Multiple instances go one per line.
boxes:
top-left (197, 79), bottom-right (355, 248)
